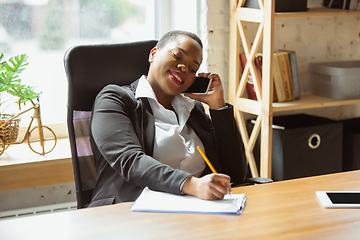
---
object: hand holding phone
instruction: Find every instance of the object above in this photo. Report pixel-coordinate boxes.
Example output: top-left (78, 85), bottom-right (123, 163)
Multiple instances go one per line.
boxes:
top-left (183, 73), bottom-right (226, 110)
top-left (182, 76), bottom-right (212, 94)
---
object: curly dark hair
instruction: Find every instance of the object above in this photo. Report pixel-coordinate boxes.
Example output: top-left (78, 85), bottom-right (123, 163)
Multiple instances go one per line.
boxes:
top-left (156, 30), bottom-right (203, 50)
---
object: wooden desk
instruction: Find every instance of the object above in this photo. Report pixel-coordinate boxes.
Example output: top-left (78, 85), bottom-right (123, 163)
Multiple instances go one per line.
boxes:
top-left (1, 170), bottom-right (359, 240)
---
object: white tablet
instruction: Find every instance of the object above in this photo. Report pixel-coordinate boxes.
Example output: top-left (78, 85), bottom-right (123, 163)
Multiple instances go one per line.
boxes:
top-left (316, 191), bottom-right (360, 208)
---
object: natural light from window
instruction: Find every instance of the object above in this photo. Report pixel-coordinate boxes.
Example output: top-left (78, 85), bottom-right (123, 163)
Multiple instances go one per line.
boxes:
top-left (0, 0), bottom-right (156, 127)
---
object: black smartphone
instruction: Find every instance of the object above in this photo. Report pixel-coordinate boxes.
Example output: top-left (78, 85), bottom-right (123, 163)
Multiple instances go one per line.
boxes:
top-left (183, 76), bottom-right (212, 94)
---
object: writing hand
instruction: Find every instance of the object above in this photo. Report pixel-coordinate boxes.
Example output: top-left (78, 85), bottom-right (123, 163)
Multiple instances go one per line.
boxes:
top-left (181, 173), bottom-right (232, 200)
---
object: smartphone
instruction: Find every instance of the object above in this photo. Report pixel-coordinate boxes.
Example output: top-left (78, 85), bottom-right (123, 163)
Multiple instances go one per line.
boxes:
top-left (183, 76), bottom-right (212, 94)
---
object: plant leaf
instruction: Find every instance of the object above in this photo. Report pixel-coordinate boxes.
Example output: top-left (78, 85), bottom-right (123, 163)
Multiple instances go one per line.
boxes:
top-left (0, 53), bottom-right (41, 109)
top-left (0, 53), bottom-right (4, 66)
top-left (6, 54), bottom-right (29, 74)
top-left (7, 84), bottom-right (41, 103)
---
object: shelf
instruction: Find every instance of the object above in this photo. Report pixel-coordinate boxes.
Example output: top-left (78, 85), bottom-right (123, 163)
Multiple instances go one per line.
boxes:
top-left (236, 94), bottom-right (360, 115)
top-left (273, 94), bottom-right (360, 112)
top-left (275, 7), bottom-right (360, 18)
top-left (236, 7), bottom-right (360, 22)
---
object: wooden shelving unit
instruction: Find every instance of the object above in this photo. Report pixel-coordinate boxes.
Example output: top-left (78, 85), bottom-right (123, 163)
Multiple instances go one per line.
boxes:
top-left (275, 7), bottom-right (360, 18)
top-left (228, 0), bottom-right (360, 178)
top-left (237, 94), bottom-right (360, 114)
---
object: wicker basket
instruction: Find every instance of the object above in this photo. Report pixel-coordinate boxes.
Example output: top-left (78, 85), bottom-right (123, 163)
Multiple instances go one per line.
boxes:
top-left (0, 115), bottom-right (20, 144)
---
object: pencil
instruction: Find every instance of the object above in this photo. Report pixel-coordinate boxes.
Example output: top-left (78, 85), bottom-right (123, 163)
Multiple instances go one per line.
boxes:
top-left (196, 146), bottom-right (228, 190)
top-left (196, 146), bottom-right (218, 174)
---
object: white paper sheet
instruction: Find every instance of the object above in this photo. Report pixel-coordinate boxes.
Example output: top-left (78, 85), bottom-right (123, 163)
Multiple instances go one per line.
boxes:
top-left (130, 187), bottom-right (246, 215)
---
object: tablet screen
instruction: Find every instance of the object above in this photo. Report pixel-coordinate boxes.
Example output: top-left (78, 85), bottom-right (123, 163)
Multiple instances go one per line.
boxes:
top-left (326, 192), bottom-right (360, 204)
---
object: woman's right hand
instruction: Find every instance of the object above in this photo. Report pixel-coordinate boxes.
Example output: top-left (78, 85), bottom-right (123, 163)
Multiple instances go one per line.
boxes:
top-left (181, 173), bottom-right (232, 200)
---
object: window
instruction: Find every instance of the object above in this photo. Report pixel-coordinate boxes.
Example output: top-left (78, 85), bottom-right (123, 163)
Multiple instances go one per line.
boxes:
top-left (0, 0), bottom-right (156, 130)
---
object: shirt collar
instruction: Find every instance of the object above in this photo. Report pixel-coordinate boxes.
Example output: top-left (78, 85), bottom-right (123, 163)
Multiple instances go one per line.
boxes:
top-left (135, 75), bottom-right (157, 101)
top-left (135, 75), bottom-right (196, 129)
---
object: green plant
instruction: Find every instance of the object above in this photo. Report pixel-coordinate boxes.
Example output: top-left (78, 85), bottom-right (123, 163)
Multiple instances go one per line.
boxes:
top-left (0, 53), bottom-right (42, 112)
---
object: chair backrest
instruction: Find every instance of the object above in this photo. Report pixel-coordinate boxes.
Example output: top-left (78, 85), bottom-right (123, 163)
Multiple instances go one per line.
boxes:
top-left (64, 40), bottom-right (157, 208)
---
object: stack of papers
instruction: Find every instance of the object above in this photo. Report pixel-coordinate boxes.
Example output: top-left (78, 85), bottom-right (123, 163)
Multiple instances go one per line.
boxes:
top-left (130, 187), bottom-right (247, 215)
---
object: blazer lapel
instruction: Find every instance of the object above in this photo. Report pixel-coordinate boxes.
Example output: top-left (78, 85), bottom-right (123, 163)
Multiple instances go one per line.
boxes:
top-left (187, 106), bottom-right (222, 175)
top-left (130, 80), bottom-right (155, 157)
top-left (141, 98), bottom-right (154, 156)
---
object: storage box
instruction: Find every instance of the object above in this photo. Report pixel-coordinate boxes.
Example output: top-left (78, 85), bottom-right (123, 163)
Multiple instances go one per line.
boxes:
top-left (244, 0), bottom-right (308, 12)
top-left (247, 114), bottom-right (343, 181)
top-left (341, 117), bottom-right (360, 171)
top-left (309, 61), bottom-right (360, 99)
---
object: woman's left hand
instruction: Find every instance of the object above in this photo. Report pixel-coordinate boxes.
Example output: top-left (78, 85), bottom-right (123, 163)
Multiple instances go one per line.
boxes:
top-left (184, 73), bottom-right (226, 110)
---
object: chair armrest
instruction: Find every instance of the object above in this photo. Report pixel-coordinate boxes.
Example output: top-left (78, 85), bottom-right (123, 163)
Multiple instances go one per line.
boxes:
top-left (231, 177), bottom-right (273, 187)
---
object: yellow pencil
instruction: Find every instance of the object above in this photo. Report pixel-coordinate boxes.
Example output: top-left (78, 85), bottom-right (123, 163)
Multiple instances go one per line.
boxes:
top-left (197, 146), bottom-right (218, 174)
top-left (196, 146), bottom-right (227, 188)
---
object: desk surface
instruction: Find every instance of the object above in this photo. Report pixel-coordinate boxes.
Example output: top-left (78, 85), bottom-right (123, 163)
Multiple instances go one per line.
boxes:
top-left (1, 170), bottom-right (359, 240)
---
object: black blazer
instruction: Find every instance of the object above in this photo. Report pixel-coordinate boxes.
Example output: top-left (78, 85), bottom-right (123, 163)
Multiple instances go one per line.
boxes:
top-left (88, 80), bottom-right (246, 207)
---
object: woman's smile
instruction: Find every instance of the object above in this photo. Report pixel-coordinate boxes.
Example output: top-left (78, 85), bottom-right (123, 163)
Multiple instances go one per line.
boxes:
top-left (169, 70), bottom-right (184, 86)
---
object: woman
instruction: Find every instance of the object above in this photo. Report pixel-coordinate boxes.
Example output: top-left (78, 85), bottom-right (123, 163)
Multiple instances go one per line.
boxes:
top-left (89, 30), bottom-right (246, 207)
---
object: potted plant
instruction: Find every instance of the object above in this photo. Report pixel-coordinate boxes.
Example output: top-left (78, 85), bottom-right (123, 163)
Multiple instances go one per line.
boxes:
top-left (0, 53), bottom-right (42, 144)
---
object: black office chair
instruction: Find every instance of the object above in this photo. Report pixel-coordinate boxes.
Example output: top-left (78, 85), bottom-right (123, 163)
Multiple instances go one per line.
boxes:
top-left (64, 40), bottom-right (157, 208)
top-left (64, 40), bottom-right (272, 209)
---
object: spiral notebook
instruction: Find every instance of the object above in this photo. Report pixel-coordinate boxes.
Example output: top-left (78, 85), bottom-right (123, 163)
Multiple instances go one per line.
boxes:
top-left (130, 187), bottom-right (247, 215)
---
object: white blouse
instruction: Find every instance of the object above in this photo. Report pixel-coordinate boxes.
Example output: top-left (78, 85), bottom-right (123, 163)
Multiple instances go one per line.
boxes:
top-left (135, 76), bottom-right (206, 177)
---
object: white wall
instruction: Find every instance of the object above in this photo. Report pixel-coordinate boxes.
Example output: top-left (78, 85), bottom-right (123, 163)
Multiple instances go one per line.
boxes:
top-left (0, 183), bottom-right (76, 212)
top-left (198, 0), bottom-right (230, 98)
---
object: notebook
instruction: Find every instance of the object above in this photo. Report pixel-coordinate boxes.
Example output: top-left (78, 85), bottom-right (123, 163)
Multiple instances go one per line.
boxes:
top-left (130, 187), bottom-right (247, 215)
